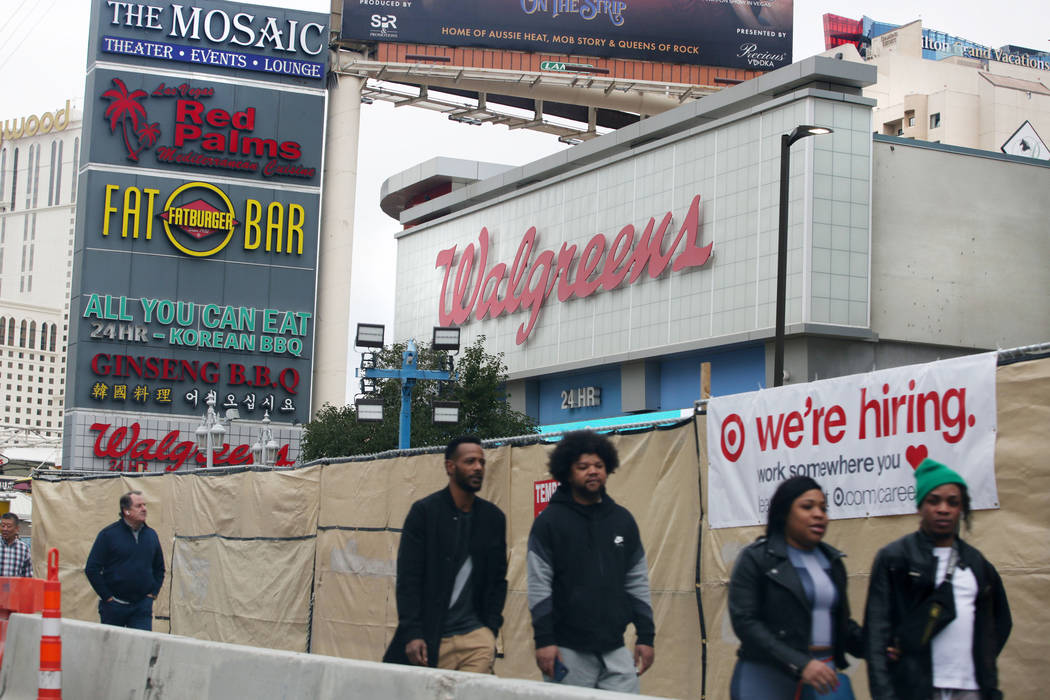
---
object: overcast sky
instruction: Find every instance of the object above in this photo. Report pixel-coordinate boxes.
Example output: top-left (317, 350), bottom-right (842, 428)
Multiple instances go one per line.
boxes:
top-left (2, 0), bottom-right (1047, 400)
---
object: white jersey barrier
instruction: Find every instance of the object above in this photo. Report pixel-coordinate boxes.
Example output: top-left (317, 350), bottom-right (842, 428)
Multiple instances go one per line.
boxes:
top-left (0, 613), bottom-right (673, 700)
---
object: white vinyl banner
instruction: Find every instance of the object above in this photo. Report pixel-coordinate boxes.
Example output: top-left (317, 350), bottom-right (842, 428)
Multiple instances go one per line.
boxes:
top-left (707, 353), bottom-right (999, 528)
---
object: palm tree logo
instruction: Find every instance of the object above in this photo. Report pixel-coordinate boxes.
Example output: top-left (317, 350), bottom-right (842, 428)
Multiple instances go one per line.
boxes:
top-left (101, 77), bottom-right (161, 162)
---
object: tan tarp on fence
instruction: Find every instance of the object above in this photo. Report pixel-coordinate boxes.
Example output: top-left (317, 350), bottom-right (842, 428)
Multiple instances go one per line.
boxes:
top-left (31, 357), bottom-right (1050, 699)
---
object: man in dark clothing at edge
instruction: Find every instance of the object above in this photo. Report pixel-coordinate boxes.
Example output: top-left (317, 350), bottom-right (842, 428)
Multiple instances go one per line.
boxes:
top-left (865, 458), bottom-right (1011, 700)
top-left (383, 435), bottom-right (508, 672)
top-left (527, 430), bottom-right (655, 692)
top-left (85, 490), bottom-right (165, 630)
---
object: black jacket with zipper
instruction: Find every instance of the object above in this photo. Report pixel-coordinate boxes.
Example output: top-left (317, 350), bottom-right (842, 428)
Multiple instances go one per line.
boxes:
top-left (527, 486), bottom-right (655, 653)
top-left (864, 530), bottom-right (1011, 700)
top-left (382, 487), bottom-right (507, 667)
top-left (728, 532), bottom-right (864, 677)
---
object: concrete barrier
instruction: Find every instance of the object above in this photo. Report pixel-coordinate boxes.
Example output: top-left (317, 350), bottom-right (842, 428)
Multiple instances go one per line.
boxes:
top-left (0, 614), bottom-right (675, 699)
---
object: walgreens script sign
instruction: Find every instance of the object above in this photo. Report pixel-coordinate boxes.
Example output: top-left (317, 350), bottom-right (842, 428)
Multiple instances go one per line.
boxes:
top-left (435, 195), bottom-right (712, 344)
top-left (706, 353), bottom-right (998, 528)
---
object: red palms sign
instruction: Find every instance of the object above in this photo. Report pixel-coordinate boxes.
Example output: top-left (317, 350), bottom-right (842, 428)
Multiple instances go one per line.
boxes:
top-left (101, 78), bottom-right (160, 162)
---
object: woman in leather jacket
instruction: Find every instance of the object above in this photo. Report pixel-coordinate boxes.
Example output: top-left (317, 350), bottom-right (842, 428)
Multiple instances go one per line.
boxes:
top-left (729, 476), bottom-right (864, 699)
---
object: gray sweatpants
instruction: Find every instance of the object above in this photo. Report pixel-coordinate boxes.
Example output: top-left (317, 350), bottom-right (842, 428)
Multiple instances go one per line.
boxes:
top-left (543, 645), bottom-right (640, 693)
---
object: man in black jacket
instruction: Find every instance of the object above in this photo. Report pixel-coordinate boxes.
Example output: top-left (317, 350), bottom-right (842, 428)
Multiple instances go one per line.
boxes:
top-left (85, 490), bottom-right (165, 630)
top-left (527, 430), bottom-right (654, 692)
top-left (865, 459), bottom-right (1011, 700)
top-left (383, 436), bottom-right (507, 673)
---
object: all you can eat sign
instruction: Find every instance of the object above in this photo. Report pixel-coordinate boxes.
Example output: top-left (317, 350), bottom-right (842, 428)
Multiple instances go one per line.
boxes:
top-left (706, 353), bottom-right (999, 528)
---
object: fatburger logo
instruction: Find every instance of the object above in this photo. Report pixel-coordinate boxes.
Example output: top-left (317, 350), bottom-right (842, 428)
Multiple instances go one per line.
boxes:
top-left (102, 181), bottom-right (307, 259)
top-left (160, 182), bottom-right (239, 256)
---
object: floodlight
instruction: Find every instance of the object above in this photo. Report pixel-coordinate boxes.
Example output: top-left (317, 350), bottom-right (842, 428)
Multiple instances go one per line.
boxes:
top-left (432, 400), bottom-right (461, 425)
top-left (355, 323), bottom-right (386, 348)
top-left (431, 326), bottom-right (461, 352)
top-left (356, 397), bottom-right (385, 422)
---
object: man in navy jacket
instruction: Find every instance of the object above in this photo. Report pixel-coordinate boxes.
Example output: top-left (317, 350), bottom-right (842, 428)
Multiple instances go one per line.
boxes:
top-left (86, 490), bottom-right (165, 630)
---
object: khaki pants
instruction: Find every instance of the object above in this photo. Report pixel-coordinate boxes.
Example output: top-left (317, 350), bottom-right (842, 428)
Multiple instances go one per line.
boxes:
top-left (437, 626), bottom-right (496, 673)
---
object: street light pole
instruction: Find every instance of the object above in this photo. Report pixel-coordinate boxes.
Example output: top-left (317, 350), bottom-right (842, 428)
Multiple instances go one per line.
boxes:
top-left (774, 125), bottom-right (833, 387)
top-left (356, 327), bottom-right (460, 450)
top-left (194, 393), bottom-right (226, 468)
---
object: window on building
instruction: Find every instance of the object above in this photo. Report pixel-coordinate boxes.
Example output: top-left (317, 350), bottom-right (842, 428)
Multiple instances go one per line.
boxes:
top-left (10, 147), bottom-right (18, 211)
top-left (908, 117), bottom-right (915, 127)
top-left (930, 113), bottom-right (941, 129)
top-left (70, 138), bottom-right (79, 203)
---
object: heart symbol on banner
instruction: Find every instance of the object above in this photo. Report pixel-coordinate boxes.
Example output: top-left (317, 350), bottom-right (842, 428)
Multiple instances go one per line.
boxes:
top-left (905, 445), bottom-right (928, 469)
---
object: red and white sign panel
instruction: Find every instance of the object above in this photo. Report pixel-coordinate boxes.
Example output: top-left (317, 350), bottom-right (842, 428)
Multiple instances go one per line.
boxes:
top-left (534, 478), bottom-right (560, 518)
top-left (706, 353), bottom-right (999, 528)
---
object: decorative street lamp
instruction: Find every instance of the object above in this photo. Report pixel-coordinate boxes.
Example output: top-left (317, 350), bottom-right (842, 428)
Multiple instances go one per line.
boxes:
top-left (195, 393), bottom-right (226, 468)
top-left (774, 124), bottom-right (833, 387)
top-left (250, 411), bottom-right (279, 467)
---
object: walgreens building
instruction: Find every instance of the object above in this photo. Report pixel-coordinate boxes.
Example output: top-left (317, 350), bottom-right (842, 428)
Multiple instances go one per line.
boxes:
top-left (386, 58), bottom-right (1050, 427)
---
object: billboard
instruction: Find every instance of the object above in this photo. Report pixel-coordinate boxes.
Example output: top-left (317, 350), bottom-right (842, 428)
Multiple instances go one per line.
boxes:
top-left (340, 0), bottom-right (793, 71)
top-left (65, 0), bottom-right (329, 471)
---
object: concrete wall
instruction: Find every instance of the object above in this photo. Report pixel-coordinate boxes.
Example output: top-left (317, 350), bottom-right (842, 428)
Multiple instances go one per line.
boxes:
top-left (0, 613), bottom-right (671, 700)
top-left (871, 137), bottom-right (1050, 350)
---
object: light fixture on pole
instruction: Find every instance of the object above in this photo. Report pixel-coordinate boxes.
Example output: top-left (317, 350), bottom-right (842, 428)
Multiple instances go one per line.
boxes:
top-left (195, 393), bottom-right (227, 468)
top-left (773, 125), bottom-right (833, 388)
top-left (250, 411), bottom-right (278, 467)
top-left (432, 400), bottom-right (461, 424)
top-left (355, 397), bottom-right (385, 422)
top-left (355, 323), bottom-right (385, 348)
top-left (354, 325), bottom-right (460, 448)
top-left (431, 326), bottom-right (461, 352)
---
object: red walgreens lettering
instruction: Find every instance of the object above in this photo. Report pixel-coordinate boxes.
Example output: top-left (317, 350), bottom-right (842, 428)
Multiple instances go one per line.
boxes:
top-left (435, 194), bottom-right (712, 344)
top-left (89, 422), bottom-right (294, 471)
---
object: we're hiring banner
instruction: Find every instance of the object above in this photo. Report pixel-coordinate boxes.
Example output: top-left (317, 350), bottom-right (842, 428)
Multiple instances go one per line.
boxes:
top-left (707, 353), bottom-right (999, 528)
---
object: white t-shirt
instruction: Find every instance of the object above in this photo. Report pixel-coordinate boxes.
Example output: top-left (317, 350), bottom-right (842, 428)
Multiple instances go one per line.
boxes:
top-left (931, 546), bottom-right (979, 690)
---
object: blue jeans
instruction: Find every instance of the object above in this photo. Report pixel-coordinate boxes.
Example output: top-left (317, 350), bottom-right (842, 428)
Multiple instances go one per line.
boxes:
top-left (543, 646), bottom-right (640, 693)
top-left (730, 658), bottom-right (798, 700)
top-left (99, 596), bottom-right (153, 630)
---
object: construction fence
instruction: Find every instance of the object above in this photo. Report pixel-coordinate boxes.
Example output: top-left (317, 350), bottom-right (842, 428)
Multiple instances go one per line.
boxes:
top-left (31, 356), bottom-right (1050, 699)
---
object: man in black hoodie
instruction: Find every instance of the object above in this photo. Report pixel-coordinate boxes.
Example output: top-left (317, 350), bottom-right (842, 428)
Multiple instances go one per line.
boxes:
top-left (527, 430), bottom-right (655, 692)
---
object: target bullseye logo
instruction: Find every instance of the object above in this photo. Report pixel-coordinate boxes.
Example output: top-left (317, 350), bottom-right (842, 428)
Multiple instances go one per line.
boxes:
top-left (720, 413), bottom-right (745, 462)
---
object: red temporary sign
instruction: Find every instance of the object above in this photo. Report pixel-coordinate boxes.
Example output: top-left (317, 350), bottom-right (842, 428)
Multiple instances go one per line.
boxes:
top-left (534, 479), bottom-right (559, 518)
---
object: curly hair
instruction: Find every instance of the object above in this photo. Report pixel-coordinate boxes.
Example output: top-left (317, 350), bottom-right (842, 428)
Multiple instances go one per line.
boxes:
top-left (548, 430), bottom-right (619, 485)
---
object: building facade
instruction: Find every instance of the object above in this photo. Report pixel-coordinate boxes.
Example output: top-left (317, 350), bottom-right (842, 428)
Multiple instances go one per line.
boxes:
top-left (385, 58), bottom-right (1050, 427)
top-left (824, 16), bottom-right (1050, 156)
top-left (0, 101), bottom-right (81, 444)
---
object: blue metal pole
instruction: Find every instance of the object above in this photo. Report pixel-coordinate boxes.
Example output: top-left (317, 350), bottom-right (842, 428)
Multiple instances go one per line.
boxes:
top-left (399, 340), bottom-right (418, 449)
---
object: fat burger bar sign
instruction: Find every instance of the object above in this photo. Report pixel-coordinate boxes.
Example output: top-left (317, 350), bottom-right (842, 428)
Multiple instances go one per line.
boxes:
top-left (436, 194), bottom-right (713, 344)
top-left (91, 421), bottom-right (294, 472)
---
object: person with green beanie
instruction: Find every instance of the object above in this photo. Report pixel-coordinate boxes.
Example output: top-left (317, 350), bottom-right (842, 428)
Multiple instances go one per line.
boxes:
top-left (863, 458), bottom-right (1011, 700)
